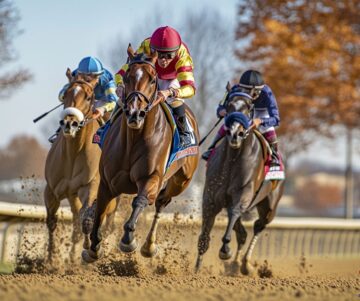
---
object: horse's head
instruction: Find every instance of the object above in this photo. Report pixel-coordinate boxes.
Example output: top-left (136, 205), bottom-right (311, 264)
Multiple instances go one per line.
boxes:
top-left (122, 44), bottom-right (158, 129)
top-left (60, 68), bottom-right (97, 137)
top-left (224, 90), bottom-right (253, 149)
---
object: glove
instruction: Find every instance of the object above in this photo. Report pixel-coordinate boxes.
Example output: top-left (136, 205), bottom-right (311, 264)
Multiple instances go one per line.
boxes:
top-left (216, 105), bottom-right (227, 118)
top-left (93, 107), bottom-right (105, 119)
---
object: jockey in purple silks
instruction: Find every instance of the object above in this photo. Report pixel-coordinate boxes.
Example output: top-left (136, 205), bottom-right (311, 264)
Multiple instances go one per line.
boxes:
top-left (202, 70), bottom-right (282, 168)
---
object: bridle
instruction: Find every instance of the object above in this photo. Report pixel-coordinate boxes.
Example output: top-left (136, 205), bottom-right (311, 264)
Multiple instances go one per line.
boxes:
top-left (60, 79), bottom-right (97, 131)
top-left (123, 59), bottom-right (158, 117)
top-left (226, 95), bottom-right (255, 141)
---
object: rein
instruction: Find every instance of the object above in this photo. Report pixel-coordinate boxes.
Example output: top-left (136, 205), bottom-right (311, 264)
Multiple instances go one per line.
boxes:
top-left (123, 60), bottom-right (158, 114)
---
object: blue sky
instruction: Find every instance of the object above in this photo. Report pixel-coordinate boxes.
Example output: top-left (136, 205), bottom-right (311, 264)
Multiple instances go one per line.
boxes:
top-left (2, 0), bottom-right (237, 144)
top-left (1, 0), bottom-right (359, 169)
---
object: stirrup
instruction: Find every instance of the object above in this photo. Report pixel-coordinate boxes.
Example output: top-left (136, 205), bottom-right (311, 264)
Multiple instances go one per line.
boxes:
top-left (201, 149), bottom-right (212, 161)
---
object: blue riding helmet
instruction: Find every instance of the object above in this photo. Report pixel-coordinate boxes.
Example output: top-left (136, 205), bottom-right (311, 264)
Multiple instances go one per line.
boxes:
top-left (78, 56), bottom-right (104, 75)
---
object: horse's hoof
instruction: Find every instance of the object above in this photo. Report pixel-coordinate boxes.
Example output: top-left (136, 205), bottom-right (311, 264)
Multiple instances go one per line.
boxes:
top-left (81, 248), bottom-right (103, 264)
top-left (219, 249), bottom-right (232, 260)
top-left (119, 239), bottom-right (138, 253)
top-left (140, 243), bottom-right (158, 258)
top-left (240, 260), bottom-right (255, 276)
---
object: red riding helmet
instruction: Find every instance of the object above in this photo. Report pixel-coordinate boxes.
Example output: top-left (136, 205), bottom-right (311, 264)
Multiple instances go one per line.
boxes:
top-left (150, 26), bottom-right (182, 52)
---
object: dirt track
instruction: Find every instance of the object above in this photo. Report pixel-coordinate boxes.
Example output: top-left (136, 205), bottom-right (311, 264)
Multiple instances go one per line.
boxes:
top-left (0, 214), bottom-right (359, 301)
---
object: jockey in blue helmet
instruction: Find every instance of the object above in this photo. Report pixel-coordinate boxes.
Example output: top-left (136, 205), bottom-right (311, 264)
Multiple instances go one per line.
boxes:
top-left (49, 56), bottom-right (118, 143)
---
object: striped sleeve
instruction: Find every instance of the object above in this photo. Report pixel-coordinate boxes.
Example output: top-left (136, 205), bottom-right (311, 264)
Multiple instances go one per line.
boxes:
top-left (175, 46), bottom-right (196, 99)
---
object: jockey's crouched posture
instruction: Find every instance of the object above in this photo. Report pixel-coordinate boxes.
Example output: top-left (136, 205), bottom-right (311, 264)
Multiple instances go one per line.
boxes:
top-left (115, 26), bottom-right (196, 148)
top-left (48, 56), bottom-right (117, 143)
top-left (202, 70), bottom-right (282, 168)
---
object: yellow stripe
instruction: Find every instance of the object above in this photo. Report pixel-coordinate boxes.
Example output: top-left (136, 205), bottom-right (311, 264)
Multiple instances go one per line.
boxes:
top-left (177, 71), bottom-right (195, 82)
top-left (105, 87), bottom-right (116, 96)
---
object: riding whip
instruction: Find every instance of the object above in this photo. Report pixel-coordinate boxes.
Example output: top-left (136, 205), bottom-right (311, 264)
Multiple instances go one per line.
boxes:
top-left (199, 117), bottom-right (223, 146)
top-left (33, 103), bottom-right (63, 123)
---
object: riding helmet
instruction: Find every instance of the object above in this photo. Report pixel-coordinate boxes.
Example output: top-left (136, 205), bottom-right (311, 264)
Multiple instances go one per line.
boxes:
top-left (78, 56), bottom-right (104, 75)
top-left (239, 70), bottom-right (264, 88)
top-left (150, 26), bottom-right (181, 52)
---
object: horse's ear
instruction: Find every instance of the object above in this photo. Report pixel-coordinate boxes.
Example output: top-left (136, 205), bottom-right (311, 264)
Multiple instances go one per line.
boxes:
top-left (127, 43), bottom-right (135, 60)
top-left (66, 68), bottom-right (73, 82)
top-left (226, 81), bottom-right (232, 92)
top-left (149, 49), bottom-right (158, 64)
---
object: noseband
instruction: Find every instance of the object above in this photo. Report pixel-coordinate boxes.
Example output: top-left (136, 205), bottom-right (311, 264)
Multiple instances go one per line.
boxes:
top-left (123, 60), bottom-right (158, 114)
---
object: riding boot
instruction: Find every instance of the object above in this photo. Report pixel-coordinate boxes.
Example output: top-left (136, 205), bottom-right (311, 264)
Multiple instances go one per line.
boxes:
top-left (201, 127), bottom-right (226, 161)
top-left (269, 142), bottom-right (281, 167)
top-left (48, 127), bottom-right (61, 144)
top-left (173, 104), bottom-right (194, 148)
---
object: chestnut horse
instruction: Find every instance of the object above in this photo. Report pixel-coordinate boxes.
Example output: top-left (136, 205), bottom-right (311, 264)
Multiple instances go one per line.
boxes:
top-left (44, 69), bottom-right (118, 262)
top-left (81, 46), bottom-right (199, 263)
top-left (195, 91), bottom-right (284, 275)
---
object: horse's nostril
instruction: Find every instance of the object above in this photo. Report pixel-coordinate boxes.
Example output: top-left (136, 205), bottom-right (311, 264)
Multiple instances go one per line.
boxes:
top-left (59, 120), bottom-right (65, 126)
top-left (139, 111), bottom-right (146, 118)
top-left (72, 121), bottom-right (79, 128)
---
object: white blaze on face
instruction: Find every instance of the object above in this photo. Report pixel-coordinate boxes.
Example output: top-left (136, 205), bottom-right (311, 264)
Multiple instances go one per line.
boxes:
top-left (135, 69), bottom-right (143, 82)
top-left (73, 86), bottom-right (82, 98)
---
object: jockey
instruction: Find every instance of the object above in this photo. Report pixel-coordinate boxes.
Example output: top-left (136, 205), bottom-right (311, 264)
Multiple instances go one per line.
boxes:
top-left (115, 26), bottom-right (196, 148)
top-left (49, 56), bottom-right (117, 143)
top-left (202, 70), bottom-right (281, 168)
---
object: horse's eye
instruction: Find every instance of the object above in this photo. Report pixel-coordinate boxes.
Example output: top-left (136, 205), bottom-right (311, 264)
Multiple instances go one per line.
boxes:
top-left (150, 79), bottom-right (156, 85)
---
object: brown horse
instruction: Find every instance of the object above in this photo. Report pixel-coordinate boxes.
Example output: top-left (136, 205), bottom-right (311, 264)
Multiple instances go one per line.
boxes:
top-left (195, 91), bottom-right (284, 275)
top-left (44, 69), bottom-right (118, 262)
top-left (81, 45), bottom-right (199, 263)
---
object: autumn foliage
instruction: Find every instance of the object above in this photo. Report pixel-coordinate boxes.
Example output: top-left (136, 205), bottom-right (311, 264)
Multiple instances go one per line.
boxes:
top-left (236, 0), bottom-right (360, 156)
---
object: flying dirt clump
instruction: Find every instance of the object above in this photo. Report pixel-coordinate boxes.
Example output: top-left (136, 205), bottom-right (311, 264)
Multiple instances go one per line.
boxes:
top-left (257, 260), bottom-right (273, 278)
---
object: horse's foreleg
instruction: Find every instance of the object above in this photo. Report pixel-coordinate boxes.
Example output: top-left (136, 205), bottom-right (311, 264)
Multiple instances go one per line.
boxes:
top-left (195, 203), bottom-right (221, 272)
top-left (68, 196), bottom-right (82, 263)
top-left (44, 185), bottom-right (60, 263)
top-left (78, 180), bottom-right (99, 250)
top-left (233, 217), bottom-right (247, 263)
top-left (81, 180), bottom-right (113, 263)
top-left (240, 197), bottom-right (271, 276)
top-left (219, 207), bottom-right (241, 260)
top-left (102, 197), bottom-right (119, 238)
top-left (140, 194), bottom-right (170, 258)
top-left (120, 175), bottom-right (160, 253)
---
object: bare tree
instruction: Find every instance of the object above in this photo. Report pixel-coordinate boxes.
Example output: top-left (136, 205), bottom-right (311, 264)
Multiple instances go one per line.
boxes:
top-left (0, 0), bottom-right (32, 99)
top-left (179, 9), bottom-right (235, 134)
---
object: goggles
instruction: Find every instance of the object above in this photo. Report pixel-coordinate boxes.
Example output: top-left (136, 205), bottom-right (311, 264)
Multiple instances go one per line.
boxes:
top-left (157, 51), bottom-right (177, 60)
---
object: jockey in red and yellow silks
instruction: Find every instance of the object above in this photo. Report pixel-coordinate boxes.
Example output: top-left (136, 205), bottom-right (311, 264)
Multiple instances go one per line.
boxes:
top-left (115, 26), bottom-right (196, 148)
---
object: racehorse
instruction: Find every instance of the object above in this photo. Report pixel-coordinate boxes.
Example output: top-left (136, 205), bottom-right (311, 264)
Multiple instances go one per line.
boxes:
top-left (81, 45), bottom-right (199, 263)
top-left (44, 69), bottom-right (118, 262)
top-left (195, 90), bottom-right (284, 275)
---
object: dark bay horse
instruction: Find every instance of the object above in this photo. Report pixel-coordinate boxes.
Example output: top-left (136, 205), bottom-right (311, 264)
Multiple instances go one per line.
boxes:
top-left (81, 45), bottom-right (199, 263)
top-left (44, 69), bottom-right (118, 262)
top-left (195, 92), bottom-right (284, 275)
